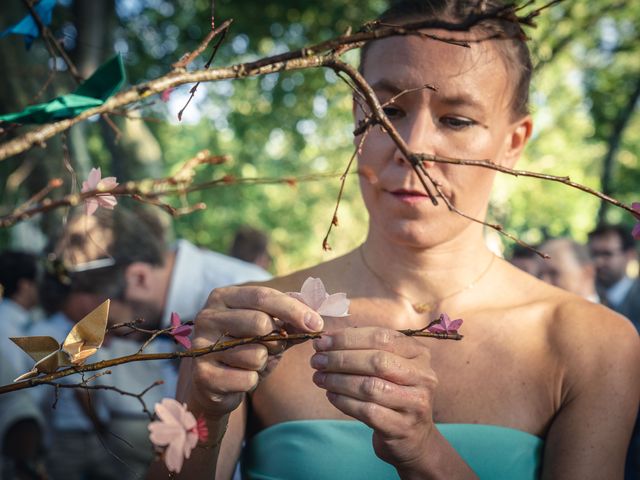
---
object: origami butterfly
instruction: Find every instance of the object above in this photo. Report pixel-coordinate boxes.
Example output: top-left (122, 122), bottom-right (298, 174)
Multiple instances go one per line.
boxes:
top-left (11, 299), bottom-right (110, 382)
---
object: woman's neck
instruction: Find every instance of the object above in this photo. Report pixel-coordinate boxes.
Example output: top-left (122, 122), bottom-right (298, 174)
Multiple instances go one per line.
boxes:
top-left (359, 228), bottom-right (496, 309)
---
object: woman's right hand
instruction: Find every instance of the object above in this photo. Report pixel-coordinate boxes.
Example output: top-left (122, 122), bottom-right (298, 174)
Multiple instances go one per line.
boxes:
top-left (179, 285), bottom-right (324, 420)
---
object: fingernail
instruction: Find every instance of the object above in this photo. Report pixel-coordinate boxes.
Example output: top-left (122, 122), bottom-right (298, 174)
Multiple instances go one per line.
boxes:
top-left (310, 353), bottom-right (328, 369)
top-left (312, 372), bottom-right (326, 386)
top-left (304, 312), bottom-right (324, 331)
top-left (313, 335), bottom-right (332, 351)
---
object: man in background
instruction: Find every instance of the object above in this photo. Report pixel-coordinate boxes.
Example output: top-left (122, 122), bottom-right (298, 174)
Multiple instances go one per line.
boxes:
top-left (508, 244), bottom-right (542, 278)
top-left (229, 225), bottom-right (272, 271)
top-left (0, 251), bottom-right (40, 372)
top-left (0, 252), bottom-right (46, 479)
top-left (539, 237), bottom-right (599, 302)
top-left (45, 207), bottom-right (271, 477)
top-left (587, 224), bottom-right (640, 331)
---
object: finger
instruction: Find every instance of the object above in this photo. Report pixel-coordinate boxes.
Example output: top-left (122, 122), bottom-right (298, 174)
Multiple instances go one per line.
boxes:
top-left (325, 391), bottom-right (406, 438)
top-left (195, 308), bottom-right (277, 338)
top-left (193, 358), bottom-right (260, 396)
top-left (310, 349), bottom-right (430, 386)
top-left (313, 327), bottom-right (425, 359)
top-left (313, 372), bottom-right (427, 412)
top-left (216, 343), bottom-right (269, 371)
top-left (211, 286), bottom-right (324, 332)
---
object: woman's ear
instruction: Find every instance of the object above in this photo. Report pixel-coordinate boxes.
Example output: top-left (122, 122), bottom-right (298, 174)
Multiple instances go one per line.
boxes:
top-left (502, 114), bottom-right (533, 168)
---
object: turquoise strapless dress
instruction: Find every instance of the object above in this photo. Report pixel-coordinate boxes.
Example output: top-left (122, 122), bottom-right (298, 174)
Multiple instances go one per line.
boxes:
top-left (241, 420), bottom-right (543, 479)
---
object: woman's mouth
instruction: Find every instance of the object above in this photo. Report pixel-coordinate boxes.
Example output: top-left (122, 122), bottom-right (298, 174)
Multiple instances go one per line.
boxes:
top-left (388, 188), bottom-right (430, 204)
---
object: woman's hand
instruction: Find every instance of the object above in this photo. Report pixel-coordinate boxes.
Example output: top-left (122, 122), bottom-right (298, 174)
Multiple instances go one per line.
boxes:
top-left (179, 285), bottom-right (324, 420)
top-left (310, 327), bottom-right (438, 470)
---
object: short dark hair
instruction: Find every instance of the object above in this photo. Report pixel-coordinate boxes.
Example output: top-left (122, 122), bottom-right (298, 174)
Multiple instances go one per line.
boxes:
top-left (229, 226), bottom-right (269, 264)
top-left (588, 224), bottom-right (635, 251)
top-left (360, 0), bottom-right (532, 117)
top-left (0, 251), bottom-right (38, 299)
top-left (509, 244), bottom-right (539, 260)
top-left (48, 208), bottom-right (166, 297)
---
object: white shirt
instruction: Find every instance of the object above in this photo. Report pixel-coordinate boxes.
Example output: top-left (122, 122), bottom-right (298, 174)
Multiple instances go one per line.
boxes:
top-left (0, 299), bottom-right (33, 373)
top-left (94, 336), bottom-right (178, 418)
top-left (606, 276), bottom-right (635, 309)
top-left (162, 240), bottom-right (271, 328)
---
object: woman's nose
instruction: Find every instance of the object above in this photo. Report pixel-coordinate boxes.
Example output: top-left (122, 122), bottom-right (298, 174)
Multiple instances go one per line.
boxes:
top-left (392, 113), bottom-right (436, 167)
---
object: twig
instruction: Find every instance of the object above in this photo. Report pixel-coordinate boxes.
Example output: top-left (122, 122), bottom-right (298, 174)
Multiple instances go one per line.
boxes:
top-left (0, 169), bottom-right (347, 228)
top-left (0, 10), bottom-right (548, 162)
top-left (177, 20), bottom-right (232, 121)
top-left (21, 0), bottom-right (83, 83)
top-left (322, 127), bottom-right (371, 251)
top-left (0, 326), bottom-right (461, 395)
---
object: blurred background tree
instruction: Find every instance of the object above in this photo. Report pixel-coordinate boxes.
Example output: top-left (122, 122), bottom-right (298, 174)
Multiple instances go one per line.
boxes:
top-left (0, 0), bottom-right (638, 273)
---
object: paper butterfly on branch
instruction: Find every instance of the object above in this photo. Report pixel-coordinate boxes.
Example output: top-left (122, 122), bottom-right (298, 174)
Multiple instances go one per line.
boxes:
top-left (10, 300), bottom-right (110, 382)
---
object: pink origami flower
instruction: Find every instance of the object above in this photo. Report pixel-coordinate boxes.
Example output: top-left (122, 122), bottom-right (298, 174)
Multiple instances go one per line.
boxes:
top-left (148, 398), bottom-right (208, 474)
top-left (632, 203), bottom-right (640, 240)
top-left (169, 312), bottom-right (192, 349)
top-left (287, 277), bottom-right (350, 317)
top-left (161, 87), bottom-right (174, 102)
top-left (427, 313), bottom-right (463, 335)
top-left (81, 167), bottom-right (118, 216)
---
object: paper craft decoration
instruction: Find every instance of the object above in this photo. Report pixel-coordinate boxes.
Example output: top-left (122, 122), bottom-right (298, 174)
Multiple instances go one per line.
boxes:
top-left (0, 0), bottom-right (56, 49)
top-left (11, 299), bottom-right (110, 381)
top-left (0, 55), bottom-right (126, 124)
top-left (148, 398), bottom-right (209, 474)
top-left (427, 313), bottom-right (463, 335)
top-left (287, 277), bottom-right (350, 317)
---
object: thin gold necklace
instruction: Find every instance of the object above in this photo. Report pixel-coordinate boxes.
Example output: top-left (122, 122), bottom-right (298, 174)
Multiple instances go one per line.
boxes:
top-left (358, 246), bottom-right (496, 314)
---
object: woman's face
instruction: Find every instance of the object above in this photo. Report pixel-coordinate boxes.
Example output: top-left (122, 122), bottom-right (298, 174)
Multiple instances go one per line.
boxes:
top-left (356, 33), bottom-right (531, 248)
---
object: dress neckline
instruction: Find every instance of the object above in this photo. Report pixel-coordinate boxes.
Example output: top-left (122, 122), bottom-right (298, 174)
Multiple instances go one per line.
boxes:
top-left (253, 418), bottom-right (543, 442)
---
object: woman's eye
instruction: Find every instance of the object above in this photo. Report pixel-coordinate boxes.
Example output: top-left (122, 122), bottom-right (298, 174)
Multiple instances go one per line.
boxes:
top-left (441, 116), bottom-right (476, 130)
top-left (382, 106), bottom-right (403, 118)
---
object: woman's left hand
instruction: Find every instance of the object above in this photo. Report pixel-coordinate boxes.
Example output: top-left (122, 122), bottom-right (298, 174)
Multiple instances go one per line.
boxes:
top-left (310, 326), bottom-right (439, 469)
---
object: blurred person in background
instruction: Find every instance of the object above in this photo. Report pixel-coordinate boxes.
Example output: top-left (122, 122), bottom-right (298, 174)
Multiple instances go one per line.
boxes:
top-left (507, 244), bottom-right (542, 278)
top-left (44, 207), bottom-right (271, 477)
top-left (0, 251), bottom-right (40, 373)
top-left (0, 251), bottom-right (47, 479)
top-left (539, 237), bottom-right (599, 302)
top-left (229, 225), bottom-right (272, 271)
top-left (0, 349), bottom-right (46, 480)
top-left (587, 224), bottom-right (640, 331)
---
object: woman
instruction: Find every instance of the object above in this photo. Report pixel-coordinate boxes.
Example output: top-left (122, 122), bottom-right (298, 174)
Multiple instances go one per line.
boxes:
top-left (159, 1), bottom-right (640, 478)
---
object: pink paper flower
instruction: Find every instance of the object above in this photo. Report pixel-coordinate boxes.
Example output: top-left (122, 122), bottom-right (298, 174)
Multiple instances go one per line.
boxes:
top-left (148, 398), bottom-right (208, 474)
top-left (81, 167), bottom-right (118, 216)
top-left (161, 87), bottom-right (174, 102)
top-left (169, 312), bottom-right (192, 349)
top-left (287, 277), bottom-right (350, 317)
top-left (632, 203), bottom-right (640, 240)
top-left (427, 313), bottom-right (463, 335)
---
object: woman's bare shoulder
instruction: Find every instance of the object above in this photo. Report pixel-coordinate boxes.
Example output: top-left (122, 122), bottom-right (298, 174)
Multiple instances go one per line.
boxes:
top-left (541, 286), bottom-right (640, 391)
top-left (497, 261), bottom-right (637, 357)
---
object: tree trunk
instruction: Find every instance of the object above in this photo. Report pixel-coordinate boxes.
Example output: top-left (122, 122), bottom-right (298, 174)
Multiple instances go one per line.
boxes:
top-left (596, 75), bottom-right (640, 223)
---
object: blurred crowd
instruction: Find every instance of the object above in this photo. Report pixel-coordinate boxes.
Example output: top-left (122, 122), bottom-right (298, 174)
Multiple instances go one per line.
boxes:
top-left (0, 208), bottom-right (272, 480)
top-left (509, 223), bottom-right (640, 479)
